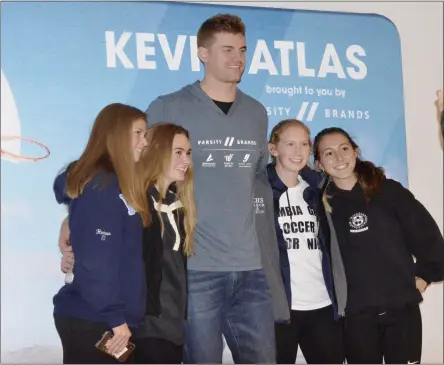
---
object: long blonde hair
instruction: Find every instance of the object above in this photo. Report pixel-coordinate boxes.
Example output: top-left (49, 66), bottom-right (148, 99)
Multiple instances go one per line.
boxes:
top-left (137, 123), bottom-right (197, 256)
top-left (65, 103), bottom-right (150, 226)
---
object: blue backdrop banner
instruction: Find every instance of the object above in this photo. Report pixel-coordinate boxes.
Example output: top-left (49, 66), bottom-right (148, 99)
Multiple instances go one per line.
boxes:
top-left (1, 1), bottom-right (406, 362)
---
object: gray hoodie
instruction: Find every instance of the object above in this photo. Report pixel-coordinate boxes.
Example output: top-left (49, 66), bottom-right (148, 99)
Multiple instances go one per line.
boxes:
top-left (146, 81), bottom-right (289, 321)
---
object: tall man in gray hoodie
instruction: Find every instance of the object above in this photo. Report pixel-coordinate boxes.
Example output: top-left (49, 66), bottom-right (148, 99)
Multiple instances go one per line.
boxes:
top-left (146, 14), bottom-right (287, 364)
top-left (58, 13), bottom-right (288, 364)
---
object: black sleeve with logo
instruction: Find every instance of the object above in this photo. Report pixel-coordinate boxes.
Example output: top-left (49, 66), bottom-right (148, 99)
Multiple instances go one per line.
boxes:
top-left (379, 179), bottom-right (444, 284)
top-left (328, 179), bottom-right (443, 315)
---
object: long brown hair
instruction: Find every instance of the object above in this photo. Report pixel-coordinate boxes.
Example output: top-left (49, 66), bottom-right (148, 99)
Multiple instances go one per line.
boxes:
top-left (313, 127), bottom-right (385, 210)
top-left (137, 123), bottom-right (197, 256)
top-left (66, 103), bottom-right (149, 225)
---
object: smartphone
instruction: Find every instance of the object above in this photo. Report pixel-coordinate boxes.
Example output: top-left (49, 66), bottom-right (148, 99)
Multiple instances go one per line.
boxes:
top-left (95, 331), bottom-right (135, 363)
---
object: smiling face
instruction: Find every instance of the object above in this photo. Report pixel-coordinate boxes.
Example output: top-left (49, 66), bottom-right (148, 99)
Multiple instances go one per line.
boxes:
top-left (164, 133), bottom-right (192, 185)
top-left (198, 32), bottom-right (247, 84)
top-left (131, 118), bottom-right (148, 162)
top-left (269, 125), bottom-right (311, 175)
top-left (316, 132), bottom-right (358, 182)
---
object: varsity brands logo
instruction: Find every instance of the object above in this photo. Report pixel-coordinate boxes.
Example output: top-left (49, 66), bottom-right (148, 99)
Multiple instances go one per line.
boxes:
top-left (224, 153), bottom-right (234, 167)
top-left (197, 139), bottom-right (222, 145)
top-left (349, 212), bottom-right (369, 233)
top-left (253, 196), bottom-right (265, 214)
top-left (226, 137), bottom-right (257, 146)
top-left (198, 136), bottom-right (257, 168)
top-left (202, 153), bottom-right (215, 168)
top-left (297, 101), bottom-right (319, 122)
top-left (96, 229), bottom-right (112, 241)
top-left (236, 139), bottom-right (257, 146)
top-left (198, 136), bottom-right (257, 150)
top-left (224, 137), bottom-right (235, 147)
top-left (238, 153), bottom-right (252, 168)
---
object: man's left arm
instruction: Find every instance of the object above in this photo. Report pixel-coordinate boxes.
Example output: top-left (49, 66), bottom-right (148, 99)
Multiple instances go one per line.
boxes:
top-left (256, 106), bottom-right (270, 176)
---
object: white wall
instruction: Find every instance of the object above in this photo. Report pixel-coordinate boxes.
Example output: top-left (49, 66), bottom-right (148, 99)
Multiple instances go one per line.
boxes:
top-left (175, 0), bottom-right (443, 363)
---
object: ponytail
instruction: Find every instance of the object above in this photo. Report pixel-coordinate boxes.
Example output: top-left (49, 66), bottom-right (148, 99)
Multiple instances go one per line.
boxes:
top-left (355, 159), bottom-right (385, 202)
top-left (321, 160), bottom-right (385, 213)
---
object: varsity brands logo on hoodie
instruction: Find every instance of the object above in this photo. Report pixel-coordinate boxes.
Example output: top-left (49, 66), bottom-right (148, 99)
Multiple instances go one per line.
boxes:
top-left (239, 153), bottom-right (252, 168)
top-left (198, 136), bottom-right (257, 168)
top-left (349, 212), bottom-right (369, 233)
top-left (197, 137), bottom-right (257, 146)
top-left (202, 153), bottom-right (216, 168)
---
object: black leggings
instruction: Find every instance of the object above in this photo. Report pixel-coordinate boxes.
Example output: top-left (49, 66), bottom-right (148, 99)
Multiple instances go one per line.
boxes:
top-left (275, 305), bottom-right (344, 364)
top-left (344, 304), bottom-right (422, 364)
top-left (132, 337), bottom-right (183, 364)
top-left (54, 315), bottom-right (134, 364)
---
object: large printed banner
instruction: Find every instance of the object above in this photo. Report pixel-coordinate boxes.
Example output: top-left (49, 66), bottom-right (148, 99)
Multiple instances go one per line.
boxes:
top-left (1, 1), bottom-right (406, 362)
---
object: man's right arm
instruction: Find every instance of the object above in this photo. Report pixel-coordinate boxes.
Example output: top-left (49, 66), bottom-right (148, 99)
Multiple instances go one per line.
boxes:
top-left (59, 216), bottom-right (71, 253)
top-left (59, 216), bottom-right (74, 273)
top-left (53, 167), bottom-right (74, 271)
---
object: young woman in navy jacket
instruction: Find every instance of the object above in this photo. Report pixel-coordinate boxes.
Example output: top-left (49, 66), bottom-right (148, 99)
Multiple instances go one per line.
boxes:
top-left (267, 119), bottom-right (344, 364)
top-left (53, 103), bottom-right (150, 364)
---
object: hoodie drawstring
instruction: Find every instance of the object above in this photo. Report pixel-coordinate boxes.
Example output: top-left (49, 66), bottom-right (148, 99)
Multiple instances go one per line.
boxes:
top-left (152, 196), bottom-right (183, 251)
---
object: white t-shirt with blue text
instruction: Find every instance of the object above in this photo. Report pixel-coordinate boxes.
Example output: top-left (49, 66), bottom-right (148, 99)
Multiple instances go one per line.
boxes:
top-left (277, 176), bottom-right (331, 311)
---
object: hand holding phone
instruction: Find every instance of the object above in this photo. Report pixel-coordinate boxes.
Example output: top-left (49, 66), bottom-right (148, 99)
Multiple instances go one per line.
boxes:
top-left (95, 324), bottom-right (135, 363)
top-left (107, 323), bottom-right (132, 356)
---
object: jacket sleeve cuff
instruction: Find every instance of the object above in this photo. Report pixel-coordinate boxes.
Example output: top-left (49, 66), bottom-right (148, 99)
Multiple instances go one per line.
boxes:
top-left (415, 265), bottom-right (432, 285)
top-left (106, 313), bottom-right (126, 329)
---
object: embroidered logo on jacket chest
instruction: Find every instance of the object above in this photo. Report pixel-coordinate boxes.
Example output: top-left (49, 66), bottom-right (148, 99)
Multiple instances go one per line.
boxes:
top-left (349, 212), bottom-right (369, 233)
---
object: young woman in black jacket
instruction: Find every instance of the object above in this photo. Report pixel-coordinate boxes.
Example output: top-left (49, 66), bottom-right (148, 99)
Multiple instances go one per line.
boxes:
top-left (131, 122), bottom-right (196, 364)
top-left (313, 127), bottom-right (444, 364)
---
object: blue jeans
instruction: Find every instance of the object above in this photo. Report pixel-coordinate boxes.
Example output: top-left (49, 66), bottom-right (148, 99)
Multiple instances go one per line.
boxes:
top-left (183, 269), bottom-right (275, 364)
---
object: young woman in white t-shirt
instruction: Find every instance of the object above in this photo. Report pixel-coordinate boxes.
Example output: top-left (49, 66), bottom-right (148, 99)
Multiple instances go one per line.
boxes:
top-left (267, 119), bottom-right (344, 364)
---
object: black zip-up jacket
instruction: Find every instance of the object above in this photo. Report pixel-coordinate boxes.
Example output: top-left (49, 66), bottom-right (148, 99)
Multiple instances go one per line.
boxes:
top-left (327, 178), bottom-right (444, 314)
top-left (133, 186), bottom-right (187, 345)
